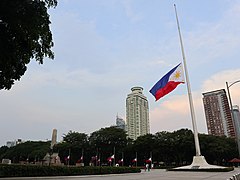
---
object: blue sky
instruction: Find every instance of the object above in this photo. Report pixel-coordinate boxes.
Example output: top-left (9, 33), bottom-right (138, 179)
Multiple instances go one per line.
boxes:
top-left (1, 0), bottom-right (240, 146)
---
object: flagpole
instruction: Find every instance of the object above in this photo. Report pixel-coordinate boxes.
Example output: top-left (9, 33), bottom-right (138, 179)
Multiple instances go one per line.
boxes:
top-left (136, 152), bottom-right (137, 167)
top-left (81, 148), bottom-right (84, 164)
top-left (122, 152), bottom-right (124, 166)
top-left (68, 148), bottom-right (71, 166)
top-left (98, 153), bottom-right (101, 166)
top-left (174, 4), bottom-right (201, 156)
top-left (113, 146), bottom-right (116, 166)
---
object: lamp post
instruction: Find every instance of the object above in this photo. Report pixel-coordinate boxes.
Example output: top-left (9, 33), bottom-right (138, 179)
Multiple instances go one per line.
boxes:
top-left (226, 80), bottom-right (240, 157)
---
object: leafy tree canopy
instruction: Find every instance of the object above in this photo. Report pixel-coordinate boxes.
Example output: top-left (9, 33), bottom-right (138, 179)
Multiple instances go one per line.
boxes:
top-left (0, 0), bottom-right (57, 90)
top-left (62, 131), bottom-right (89, 147)
top-left (0, 128), bottom-right (238, 166)
top-left (1, 141), bottom-right (50, 162)
top-left (89, 126), bottom-right (128, 150)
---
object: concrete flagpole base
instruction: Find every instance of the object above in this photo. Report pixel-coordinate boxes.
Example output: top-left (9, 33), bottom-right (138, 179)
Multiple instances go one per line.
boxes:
top-left (174, 156), bottom-right (226, 170)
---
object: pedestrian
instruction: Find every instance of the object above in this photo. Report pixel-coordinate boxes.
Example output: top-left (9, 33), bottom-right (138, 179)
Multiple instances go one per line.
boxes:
top-left (146, 163), bottom-right (150, 171)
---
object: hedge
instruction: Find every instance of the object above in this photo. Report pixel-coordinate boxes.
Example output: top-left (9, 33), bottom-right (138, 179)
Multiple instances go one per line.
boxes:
top-left (0, 164), bottom-right (141, 177)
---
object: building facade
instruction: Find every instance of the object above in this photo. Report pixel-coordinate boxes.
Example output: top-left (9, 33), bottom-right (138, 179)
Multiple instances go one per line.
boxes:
top-left (6, 139), bottom-right (22, 148)
top-left (116, 115), bottom-right (126, 130)
top-left (202, 89), bottom-right (235, 138)
top-left (233, 105), bottom-right (240, 153)
top-left (126, 87), bottom-right (150, 140)
top-left (233, 105), bottom-right (240, 133)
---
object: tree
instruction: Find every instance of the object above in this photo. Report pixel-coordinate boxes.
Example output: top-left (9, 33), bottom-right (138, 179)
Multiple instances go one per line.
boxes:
top-left (0, 0), bottom-right (57, 90)
top-left (132, 134), bottom-right (157, 166)
top-left (1, 141), bottom-right (50, 163)
top-left (0, 146), bottom-right (9, 160)
top-left (89, 126), bottom-right (128, 163)
top-left (199, 134), bottom-right (237, 165)
top-left (154, 129), bottom-right (195, 166)
top-left (63, 131), bottom-right (89, 146)
top-left (55, 131), bottom-right (89, 165)
top-left (155, 131), bottom-right (176, 165)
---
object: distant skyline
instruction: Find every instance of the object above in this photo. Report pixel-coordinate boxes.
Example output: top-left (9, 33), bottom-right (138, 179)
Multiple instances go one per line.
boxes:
top-left (1, 0), bottom-right (240, 146)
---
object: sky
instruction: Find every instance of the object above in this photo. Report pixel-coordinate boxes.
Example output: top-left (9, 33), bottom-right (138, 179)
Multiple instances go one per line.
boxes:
top-left (1, 0), bottom-right (240, 146)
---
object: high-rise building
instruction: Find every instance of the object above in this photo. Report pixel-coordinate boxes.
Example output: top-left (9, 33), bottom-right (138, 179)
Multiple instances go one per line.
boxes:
top-left (6, 139), bottom-right (22, 148)
top-left (233, 105), bottom-right (240, 139)
top-left (202, 89), bottom-right (235, 138)
top-left (116, 115), bottom-right (126, 130)
top-left (126, 87), bottom-right (150, 140)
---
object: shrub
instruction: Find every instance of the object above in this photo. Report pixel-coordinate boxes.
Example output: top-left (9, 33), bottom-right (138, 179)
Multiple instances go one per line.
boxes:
top-left (0, 164), bottom-right (141, 177)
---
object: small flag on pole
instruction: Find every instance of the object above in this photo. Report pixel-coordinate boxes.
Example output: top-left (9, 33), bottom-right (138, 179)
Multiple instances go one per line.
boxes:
top-left (149, 63), bottom-right (184, 101)
top-left (107, 157), bottom-right (112, 162)
top-left (132, 158), bottom-right (137, 163)
top-left (146, 158), bottom-right (152, 163)
top-left (118, 158), bottom-right (124, 164)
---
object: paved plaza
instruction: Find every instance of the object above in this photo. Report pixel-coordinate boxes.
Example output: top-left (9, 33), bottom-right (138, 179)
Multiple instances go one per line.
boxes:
top-left (1, 168), bottom-right (240, 180)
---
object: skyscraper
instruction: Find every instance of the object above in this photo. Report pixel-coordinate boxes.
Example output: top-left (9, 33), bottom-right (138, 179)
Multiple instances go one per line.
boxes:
top-left (126, 87), bottom-right (150, 140)
top-left (116, 115), bottom-right (126, 130)
top-left (202, 89), bottom-right (235, 138)
top-left (233, 105), bottom-right (240, 141)
top-left (233, 105), bottom-right (240, 131)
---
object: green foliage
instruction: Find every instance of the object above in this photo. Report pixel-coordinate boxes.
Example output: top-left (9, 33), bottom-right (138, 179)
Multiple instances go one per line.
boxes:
top-left (0, 164), bottom-right (140, 177)
top-left (0, 0), bottom-right (57, 90)
top-left (154, 129), bottom-right (195, 166)
top-left (1, 141), bottom-right (50, 163)
top-left (89, 126), bottom-right (128, 163)
top-left (128, 134), bottom-right (156, 165)
top-left (89, 126), bottom-right (128, 149)
top-left (0, 146), bottom-right (9, 160)
top-left (199, 134), bottom-right (238, 165)
top-left (0, 128), bottom-right (238, 168)
top-left (55, 131), bottom-right (89, 165)
top-left (63, 131), bottom-right (88, 146)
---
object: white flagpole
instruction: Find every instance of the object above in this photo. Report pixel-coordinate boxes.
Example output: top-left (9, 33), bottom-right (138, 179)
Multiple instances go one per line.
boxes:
top-left (113, 146), bottom-right (115, 166)
top-left (174, 4), bottom-right (201, 156)
top-left (122, 152), bottom-right (124, 166)
top-left (136, 152), bottom-right (138, 167)
top-left (81, 148), bottom-right (84, 163)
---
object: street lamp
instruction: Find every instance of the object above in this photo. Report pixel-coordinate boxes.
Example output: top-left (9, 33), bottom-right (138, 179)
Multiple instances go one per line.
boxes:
top-left (226, 80), bottom-right (240, 157)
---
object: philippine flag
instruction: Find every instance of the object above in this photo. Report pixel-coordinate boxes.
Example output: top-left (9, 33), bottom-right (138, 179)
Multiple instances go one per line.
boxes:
top-left (149, 63), bottom-right (185, 101)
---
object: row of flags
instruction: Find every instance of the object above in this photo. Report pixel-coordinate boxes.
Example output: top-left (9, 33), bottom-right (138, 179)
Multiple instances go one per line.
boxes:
top-left (132, 157), bottom-right (151, 163)
top-left (66, 154), bottom-right (152, 164)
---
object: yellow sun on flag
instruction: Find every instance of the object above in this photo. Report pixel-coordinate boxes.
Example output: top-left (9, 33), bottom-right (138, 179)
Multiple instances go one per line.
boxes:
top-left (173, 71), bottom-right (181, 80)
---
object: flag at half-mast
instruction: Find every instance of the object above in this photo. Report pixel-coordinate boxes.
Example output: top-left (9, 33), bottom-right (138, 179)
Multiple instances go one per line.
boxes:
top-left (149, 63), bottom-right (185, 101)
top-left (132, 158), bottom-right (137, 162)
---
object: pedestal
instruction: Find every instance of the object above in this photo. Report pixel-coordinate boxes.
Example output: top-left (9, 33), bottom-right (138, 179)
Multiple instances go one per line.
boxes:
top-left (174, 156), bottom-right (226, 170)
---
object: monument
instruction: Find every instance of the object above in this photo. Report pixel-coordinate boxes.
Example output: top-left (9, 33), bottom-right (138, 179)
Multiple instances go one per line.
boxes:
top-left (50, 128), bottom-right (57, 150)
top-left (173, 4), bottom-right (226, 170)
top-left (43, 128), bottom-right (61, 165)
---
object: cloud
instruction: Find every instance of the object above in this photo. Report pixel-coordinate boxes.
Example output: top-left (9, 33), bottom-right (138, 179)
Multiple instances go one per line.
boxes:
top-left (149, 68), bottom-right (240, 135)
top-left (202, 69), bottom-right (240, 105)
top-left (149, 92), bottom-right (206, 134)
top-left (1, 1), bottom-right (240, 147)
